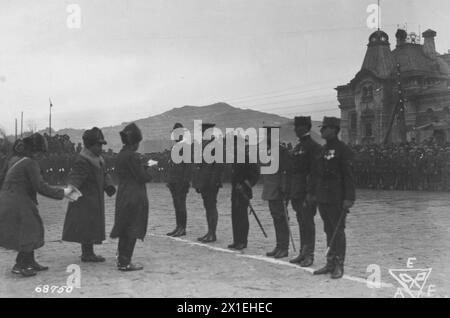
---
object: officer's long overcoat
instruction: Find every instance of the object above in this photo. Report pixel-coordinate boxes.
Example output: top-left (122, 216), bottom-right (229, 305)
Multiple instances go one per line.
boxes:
top-left (110, 146), bottom-right (152, 240)
top-left (0, 157), bottom-right (64, 252)
top-left (62, 149), bottom-right (115, 244)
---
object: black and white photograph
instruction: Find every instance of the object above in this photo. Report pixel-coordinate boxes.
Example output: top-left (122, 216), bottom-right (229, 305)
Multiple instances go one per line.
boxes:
top-left (0, 0), bottom-right (449, 301)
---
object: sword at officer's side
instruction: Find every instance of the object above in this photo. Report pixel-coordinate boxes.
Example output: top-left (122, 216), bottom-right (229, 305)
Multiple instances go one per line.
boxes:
top-left (325, 208), bottom-right (348, 255)
top-left (282, 199), bottom-right (296, 252)
top-left (237, 187), bottom-right (268, 238)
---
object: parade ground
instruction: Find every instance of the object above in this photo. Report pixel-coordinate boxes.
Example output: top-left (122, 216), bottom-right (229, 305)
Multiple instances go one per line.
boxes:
top-left (1, 184), bottom-right (449, 298)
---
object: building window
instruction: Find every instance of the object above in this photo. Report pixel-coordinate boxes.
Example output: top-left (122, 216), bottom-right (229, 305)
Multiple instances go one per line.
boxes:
top-left (365, 123), bottom-right (373, 137)
top-left (362, 85), bottom-right (374, 102)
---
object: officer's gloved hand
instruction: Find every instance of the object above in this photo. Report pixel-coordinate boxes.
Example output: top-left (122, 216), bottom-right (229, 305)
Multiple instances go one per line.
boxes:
top-left (343, 200), bottom-right (354, 211)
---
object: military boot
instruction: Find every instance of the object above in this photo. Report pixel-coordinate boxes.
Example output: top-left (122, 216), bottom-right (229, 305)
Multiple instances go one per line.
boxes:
top-left (173, 227), bottom-right (186, 237)
top-left (299, 255), bottom-right (314, 267)
top-left (313, 258), bottom-right (335, 275)
top-left (289, 251), bottom-right (304, 264)
top-left (167, 227), bottom-right (180, 236)
top-left (331, 257), bottom-right (344, 279)
top-left (274, 249), bottom-right (288, 259)
top-left (202, 233), bottom-right (217, 243)
top-left (266, 247), bottom-right (279, 257)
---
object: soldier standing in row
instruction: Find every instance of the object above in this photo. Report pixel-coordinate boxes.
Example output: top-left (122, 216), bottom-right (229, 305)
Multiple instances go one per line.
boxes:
top-left (313, 117), bottom-right (355, 279)
top-left (261, 125), bottom-right (291, 259)
top-left (166, 123), bottom-right (191, 237)
top-left (192, 123), bottom-right (224, 243)
top-left (288, 116), bottom-right (321, 267)
top-left (229, 136), bottom-right (260, 250)
top-left (62, 128), bottom-right (117, 262)
top-left (110, 123), bottom-right (153, 271)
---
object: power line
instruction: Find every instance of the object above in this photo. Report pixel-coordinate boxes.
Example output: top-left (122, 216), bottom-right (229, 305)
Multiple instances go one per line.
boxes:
top-left (243, 96), bottom-right (336, 111)
top-left (228, 86), bottom-right (336, 104)
top-left (223, 79), bottom-right (344, 103)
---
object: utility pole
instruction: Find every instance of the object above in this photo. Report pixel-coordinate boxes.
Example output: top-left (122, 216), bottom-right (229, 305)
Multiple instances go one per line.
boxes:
top-left (49, 98), bottom-right (53, 137)
top-left (15, 118), bottom-right (18, 141)
top-left (20, 111), bottom-right (23, 138)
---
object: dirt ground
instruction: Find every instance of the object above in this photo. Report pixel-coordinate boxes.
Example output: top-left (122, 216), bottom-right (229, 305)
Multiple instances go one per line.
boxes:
top-left (1, 184), bottom-right (449, 298)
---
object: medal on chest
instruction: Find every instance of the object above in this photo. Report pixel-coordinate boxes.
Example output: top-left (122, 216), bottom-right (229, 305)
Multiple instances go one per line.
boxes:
top-left (294, 146), bottom-right (305, 155)
top-left (324, 149), bottom-right (336, 160)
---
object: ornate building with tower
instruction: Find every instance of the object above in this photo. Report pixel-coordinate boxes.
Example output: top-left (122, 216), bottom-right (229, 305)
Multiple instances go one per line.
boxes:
top-left (336, 28), bottom-right (450, 145)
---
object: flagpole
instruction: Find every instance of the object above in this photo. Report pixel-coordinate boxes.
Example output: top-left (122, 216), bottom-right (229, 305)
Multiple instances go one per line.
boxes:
top-left (49, 98), bottom-right (52, 137)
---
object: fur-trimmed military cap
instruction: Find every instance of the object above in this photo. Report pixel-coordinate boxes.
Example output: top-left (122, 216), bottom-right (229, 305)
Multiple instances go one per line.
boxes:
top-left (22, 133), bottom-right (48, 153)
top-left (83, 127), bottom-right (107, 146)
top-left (120, 122), bottom-right (143, 145)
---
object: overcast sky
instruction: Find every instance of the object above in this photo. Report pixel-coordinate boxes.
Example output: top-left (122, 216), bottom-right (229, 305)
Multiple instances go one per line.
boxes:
top-left (0, 0), bottom-right (449, 134)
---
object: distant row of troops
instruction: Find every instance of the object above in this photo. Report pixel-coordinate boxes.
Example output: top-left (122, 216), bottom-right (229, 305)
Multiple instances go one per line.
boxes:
top-left (353, 148), bottom-right (450, 191)
top-left (0, 115), bottom-right (355, 280)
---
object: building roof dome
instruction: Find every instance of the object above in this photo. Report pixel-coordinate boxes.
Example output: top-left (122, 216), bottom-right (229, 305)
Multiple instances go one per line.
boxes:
top-left (368, 30), bottom-right (390, 46)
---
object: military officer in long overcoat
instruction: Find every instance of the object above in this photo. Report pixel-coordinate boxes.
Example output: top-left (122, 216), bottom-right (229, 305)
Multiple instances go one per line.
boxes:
top-left (110, 123), bottom-right (153, 271)
top-left (166, 123), bottom-right (191, 237)
top-left (229, 136), bottom-right (260, 250)
top-left (313, 117), bottom-right (355, 279)
top-left (0, 134), bottom-right (71, 277)
top-left (261, 125), bottom-right (291, 259)
top-left (62, 127), bottom-right (116, 262)
top-left (289, 116), bottom-right (321, 267)
top-left (192, 123), bottom-right (224, 243)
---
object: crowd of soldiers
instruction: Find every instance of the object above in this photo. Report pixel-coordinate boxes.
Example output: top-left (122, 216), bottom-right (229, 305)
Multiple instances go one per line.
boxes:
top-left (351, 142), bottom-right (450, 192)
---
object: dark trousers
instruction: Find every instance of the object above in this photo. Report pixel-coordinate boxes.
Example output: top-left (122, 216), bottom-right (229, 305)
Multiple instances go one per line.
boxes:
top-left (15, 251), bottom-right (33, 268)
top-left (200, 187), bottom-right (219, 235)
top-left (318, 203), bottom-right (346, 265)
top-left (169, 184), bottom-right (188, 229)
top-left (268, 200), bottom-right (289, 251)
top-left (117, 237), bottom-right (137, 266)
top-left (231, 189), bottom-right (249, 245)
top-left (292, 198), bottom-right (316, 257)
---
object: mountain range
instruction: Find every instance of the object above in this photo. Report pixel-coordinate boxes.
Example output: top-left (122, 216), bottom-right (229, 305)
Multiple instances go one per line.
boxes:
top-left (54, 102), bottom-right (323, 153)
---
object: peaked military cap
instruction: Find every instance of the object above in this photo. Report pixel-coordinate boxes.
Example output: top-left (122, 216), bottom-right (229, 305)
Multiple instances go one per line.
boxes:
top-left (319, 116), bottom-right (340, 129)
top-left (294, 116), bottom-right (312, 128)
top-left (83, 127), bottom-right (107, 146)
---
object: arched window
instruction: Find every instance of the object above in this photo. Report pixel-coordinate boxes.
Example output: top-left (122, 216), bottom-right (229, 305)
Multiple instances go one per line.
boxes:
top-left (362, 85), bottom-right (374, 102)
top-left (362, 87), bottom-right (368, 97)
top-left (367, 86), bottom-right (373, 99)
